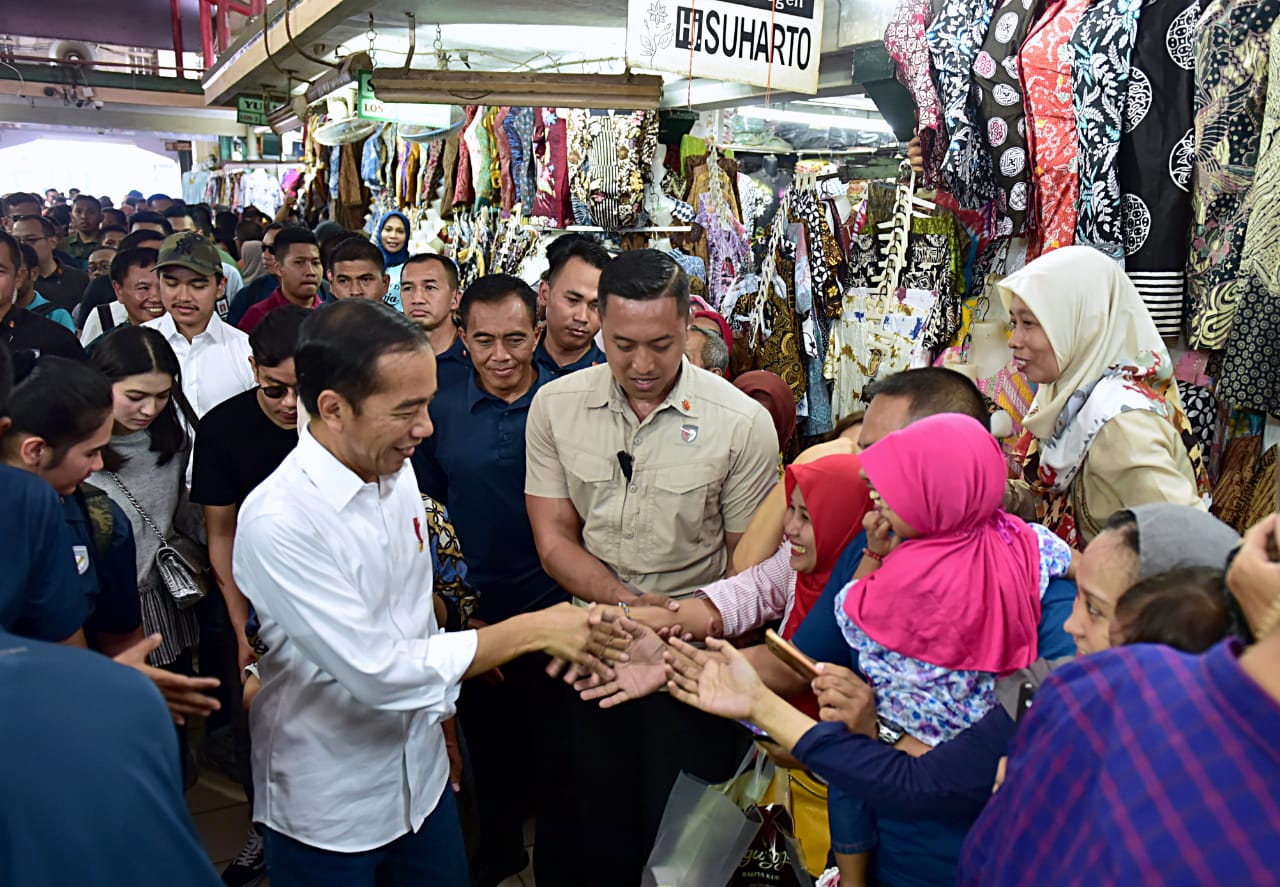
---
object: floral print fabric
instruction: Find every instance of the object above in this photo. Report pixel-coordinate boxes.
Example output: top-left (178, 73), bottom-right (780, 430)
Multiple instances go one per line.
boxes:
top-left (1118, 0), bottom-right (1200, 335)
top-left (927, 0), bottom-right (999, 209)
top-left (567, 110), bottom-right (659, 231)
top-left (1020, 0), bottom-right (1092, 256)
top-left (1187, 0), bottom-right (1280, 349)
top-left (532, 109), bottom-right (572, 226)
top-left (1071, 0), bottom-right (1144, 257)
top-left (885, 0), bottom-right (947, 188)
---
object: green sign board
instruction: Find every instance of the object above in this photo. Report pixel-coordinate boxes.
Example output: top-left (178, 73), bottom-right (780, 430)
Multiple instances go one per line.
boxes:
top-left (236, 95), bottom-right (268, 126)
top-left (356, 71), bottom-right (453, 128)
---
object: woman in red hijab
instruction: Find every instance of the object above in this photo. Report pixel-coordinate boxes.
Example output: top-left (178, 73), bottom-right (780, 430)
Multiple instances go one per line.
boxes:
top-left (734, 370), bottom-right (798, 455)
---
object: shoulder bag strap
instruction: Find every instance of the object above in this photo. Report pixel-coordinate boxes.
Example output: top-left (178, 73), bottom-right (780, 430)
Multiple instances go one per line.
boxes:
top-left (105, 471), bottom-right (168, 546)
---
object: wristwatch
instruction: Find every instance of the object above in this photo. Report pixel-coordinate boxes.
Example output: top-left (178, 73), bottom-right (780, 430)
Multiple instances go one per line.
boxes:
top-left (877, 718), bottom-right (906, 745)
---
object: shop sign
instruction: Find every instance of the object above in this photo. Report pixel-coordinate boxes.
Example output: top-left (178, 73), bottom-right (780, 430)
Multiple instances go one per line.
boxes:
top-left (356, 72), bottom-right (454, 128)
top-left (165, 140), bottom-right (193, 151)
top-left (627, 0), bottom-right (824, 94)
top-left (236, 95), bottom-right (268, 126)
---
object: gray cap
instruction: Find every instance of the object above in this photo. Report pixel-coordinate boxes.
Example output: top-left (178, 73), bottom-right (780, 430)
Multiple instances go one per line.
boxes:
top-left (1131, 504), bottom-right (1240, 583)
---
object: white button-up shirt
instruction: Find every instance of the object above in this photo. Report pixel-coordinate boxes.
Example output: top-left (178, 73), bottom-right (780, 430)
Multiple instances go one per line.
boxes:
top-left (144, 312), bottom-right (254, 418)
top-left (233, 425), bottom-right (478, 852)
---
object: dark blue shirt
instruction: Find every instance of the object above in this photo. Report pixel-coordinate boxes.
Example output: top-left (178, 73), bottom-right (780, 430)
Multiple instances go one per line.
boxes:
top-left (0, 465), bottom-right (88, 641)
top-left (413, 335), bottom-right (475, 506)
top-left (435, 333), bottom-right (472, 393)
top-left (225, 274), bottom-right (278, 326)
top-left (533, 339), bottom-right (606, 379)
top-left (789, 531), bottom-right (1079, 887)
top-left (412, 366), bottom-right (566, 623)
top-left (63, 489), bottom-right (142, 645)
top-left (0, 630), bottom-right (221, 886)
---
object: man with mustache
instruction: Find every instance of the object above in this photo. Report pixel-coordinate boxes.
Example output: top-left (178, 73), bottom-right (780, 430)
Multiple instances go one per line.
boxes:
top-left (237, 227), bottom-right (323, 333)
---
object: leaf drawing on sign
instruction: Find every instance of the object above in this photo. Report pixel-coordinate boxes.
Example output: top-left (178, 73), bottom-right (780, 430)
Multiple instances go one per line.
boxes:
top-left (641, 1), bottom-right (675, 64)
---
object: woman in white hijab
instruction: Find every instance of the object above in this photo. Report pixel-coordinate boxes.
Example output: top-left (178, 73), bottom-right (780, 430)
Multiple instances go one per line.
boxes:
top-left (998, 246), bottom-right (1209, 547)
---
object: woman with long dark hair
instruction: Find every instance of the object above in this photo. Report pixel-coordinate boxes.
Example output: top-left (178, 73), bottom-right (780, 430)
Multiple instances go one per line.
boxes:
top-left (89, 325), bottom-right (201, 668)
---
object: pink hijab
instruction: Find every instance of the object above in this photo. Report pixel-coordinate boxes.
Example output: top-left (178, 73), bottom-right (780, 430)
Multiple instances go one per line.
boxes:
top-left (842, 414), bottom-right (1042, 673)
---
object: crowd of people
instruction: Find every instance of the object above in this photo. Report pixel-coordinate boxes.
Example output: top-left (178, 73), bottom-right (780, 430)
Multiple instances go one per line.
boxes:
top-left (1, 186), bottom-right (1277, 887)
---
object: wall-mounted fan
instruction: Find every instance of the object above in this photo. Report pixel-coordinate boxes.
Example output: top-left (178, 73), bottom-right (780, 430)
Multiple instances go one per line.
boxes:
top-left (312, 91), bottom-right (378, 146)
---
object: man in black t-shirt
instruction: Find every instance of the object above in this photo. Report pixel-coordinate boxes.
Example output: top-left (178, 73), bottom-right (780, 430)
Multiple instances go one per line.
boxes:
top-left (1, 232), bottom-right (84, 360)
top-left (188, 304), bottom-right (307, 887)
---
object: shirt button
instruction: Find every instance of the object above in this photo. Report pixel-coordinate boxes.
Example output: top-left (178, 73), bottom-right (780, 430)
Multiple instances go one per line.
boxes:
top-left (619, 573), bottom-right (632, 582)
top-left (628, 484), bottom-right (638, 493)
top-left (633, 437), bottom-right (641, 446)
top-left (625, 530), bottom-right (634, 538)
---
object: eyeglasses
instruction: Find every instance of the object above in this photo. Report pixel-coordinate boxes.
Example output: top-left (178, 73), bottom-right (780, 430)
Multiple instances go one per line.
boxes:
top-left (260, 383), bottom-right (297, 400)
top-left (13, 235), bottom-right (47, 246)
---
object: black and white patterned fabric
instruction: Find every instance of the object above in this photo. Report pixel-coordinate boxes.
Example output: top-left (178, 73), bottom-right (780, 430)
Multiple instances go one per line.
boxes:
top-left (1118, 0), bottom-right (1200, 336)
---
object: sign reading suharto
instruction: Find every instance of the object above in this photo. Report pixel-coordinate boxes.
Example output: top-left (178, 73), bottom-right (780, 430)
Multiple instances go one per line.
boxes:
top-left (627, 0), bottom-right (824, 94)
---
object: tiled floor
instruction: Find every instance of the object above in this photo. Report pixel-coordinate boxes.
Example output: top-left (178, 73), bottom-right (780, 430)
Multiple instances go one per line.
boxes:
top-left (188, 768), bottom-right (263, 884)
top-left (189, 770), bottom-right (536, 886)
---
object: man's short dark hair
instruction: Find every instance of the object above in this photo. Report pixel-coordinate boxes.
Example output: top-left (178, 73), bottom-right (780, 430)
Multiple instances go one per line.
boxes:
top-left (598, 249), bottom-right (690, 317)
top-left (102, 209), bottom-right (127, 228)
top-left (329, 237), bottom-right (385, 274)
top-left (130, 211), bottom-right (172, 235)
top-left (100, 224), bottom-right (129, 239)
top-left (17, 243), bottom-right (38, 273)
top-left (264, 222), bottom-right (285, 236)
top-left (249, 304), bottom-right (309, 367)
top-left (162, 205), bottom-right (195, 223)
top-left (402, 253), bottom-right (459, 290)
top-left (545, 234), bottom-right (611, 284)
top-left (47, 205), bottom-right (71, 227)
top-left (295, 300), bottom-right (428, 415)
top-left (14, 215), bottom-right (55, 238)
top-left (72, 194), bottom-right (102, 211)
top-left (235, 220), bottom-right (265, 244)
top-left (272, 225), bottom-right (319, 259)
top-left (110, 247), bottom-right (159, 285)
top-left (458, 274), bottom-right (537, 329)
top-left (865, 367), bottom-right (990, 431)
top-left (8, 355), bottom-right (114, 464)
top-left (4, 192), bottom-right (41, 215)
top-left (119, 229), bottom-right (165, 251)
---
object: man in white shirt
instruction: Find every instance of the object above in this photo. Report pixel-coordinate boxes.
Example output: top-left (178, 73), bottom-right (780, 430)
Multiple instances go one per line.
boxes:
top-left (232, 298), bottom-right (618, 886)
top-left (143, 233), bottom-right (254, 418)
top-left (79, 246), bottom-right (163, 346)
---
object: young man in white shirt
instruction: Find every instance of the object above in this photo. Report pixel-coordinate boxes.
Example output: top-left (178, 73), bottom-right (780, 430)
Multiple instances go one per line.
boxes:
top-left (232, 298), bottom-right (619, 886)
top-left (143, 232), bottom-right (254, 418)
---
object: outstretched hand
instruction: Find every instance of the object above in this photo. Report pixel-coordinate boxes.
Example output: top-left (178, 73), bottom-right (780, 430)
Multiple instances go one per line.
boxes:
top-left (575, 617), bottom-right (671, 708)
top-left (664, 636), bottom-right (765, 721)
top-left (115, 633), bottom-right (221, 725)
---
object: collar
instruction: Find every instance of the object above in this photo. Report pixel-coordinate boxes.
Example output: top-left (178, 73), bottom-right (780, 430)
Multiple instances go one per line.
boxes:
top-left (149, 311), bottom-right (225, 343)
top-left (28, 292), bottom-right (50, 310)
top-left (439, 333), bottom-right (468, 363)
top-left (466, 363), bottom-right (549, 411)
top-left (534, 339), bottom-right (606, 375)
top-left (588, 357), bottom-right (699, 419)
top-left (295, 423), bottom-right (397, 512)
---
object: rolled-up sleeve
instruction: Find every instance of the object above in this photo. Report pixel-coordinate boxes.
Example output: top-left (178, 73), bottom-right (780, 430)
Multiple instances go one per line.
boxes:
top-left (524, 391), bottom-right (570, 499)
top-left (235, 510), bottom-right (478, 715)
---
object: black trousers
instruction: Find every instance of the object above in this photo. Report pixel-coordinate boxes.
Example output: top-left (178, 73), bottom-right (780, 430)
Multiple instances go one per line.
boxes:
top-left (535, 686), bottom-right (750, 887)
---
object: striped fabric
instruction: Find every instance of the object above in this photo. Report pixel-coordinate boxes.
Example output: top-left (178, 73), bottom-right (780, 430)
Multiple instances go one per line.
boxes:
top-left (959, 639), bottom-right (1280, 886)
top-left (1129, 270), bottom-right (1186, 337)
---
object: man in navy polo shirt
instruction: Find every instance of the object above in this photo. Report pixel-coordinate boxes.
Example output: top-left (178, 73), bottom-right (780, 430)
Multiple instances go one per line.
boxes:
top-left (533, 234), bottom-right (609, 378)
top-left (412, 274), bottom-right (567, 887)
top-left (400, 253), bottom-right (470, 391)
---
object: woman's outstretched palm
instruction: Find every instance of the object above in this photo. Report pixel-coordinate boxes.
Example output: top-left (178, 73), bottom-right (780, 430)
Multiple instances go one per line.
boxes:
top-left (666, 637), bottom-right (764, 721)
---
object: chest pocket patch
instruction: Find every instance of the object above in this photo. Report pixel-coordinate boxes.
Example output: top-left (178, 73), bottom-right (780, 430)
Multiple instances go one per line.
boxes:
top-left (73, 545), bottom-right (91, 575)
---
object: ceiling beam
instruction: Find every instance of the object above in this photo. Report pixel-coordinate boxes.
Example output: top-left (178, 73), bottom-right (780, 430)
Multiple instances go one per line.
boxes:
top-left (0, 92), bottom-right (242, 136)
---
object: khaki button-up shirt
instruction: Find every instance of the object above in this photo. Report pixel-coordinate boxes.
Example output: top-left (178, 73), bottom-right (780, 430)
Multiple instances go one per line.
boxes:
top-left (525, 359), bottom-right (778, 598)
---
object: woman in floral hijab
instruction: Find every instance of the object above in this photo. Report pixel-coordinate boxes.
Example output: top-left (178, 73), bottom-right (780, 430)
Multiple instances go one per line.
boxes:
top-left (999, 246), bottom-right (1209, 547)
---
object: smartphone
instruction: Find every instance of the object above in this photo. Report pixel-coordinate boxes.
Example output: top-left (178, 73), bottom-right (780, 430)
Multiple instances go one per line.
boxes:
top-left (1015, 680), bottom-right (1036, 723)
top-left (765, 629), bottom-right (819, 680)
top-left (737, 719), bottom-right (774, 744)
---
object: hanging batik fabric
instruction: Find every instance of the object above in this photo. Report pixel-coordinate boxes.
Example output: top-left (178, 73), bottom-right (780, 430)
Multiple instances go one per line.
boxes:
top-left (904, 215), bottom-right (965, 349)
top-left (927, 0), bottom-right (999, 208)
top-left (1020, 0), bottom-right (1092, 256)
top-left (532, 109), bottom-right (572, 227)
top-left (505, 108), bottom-right (537, 210)
top-left (885, 0), bottom-right (948, 188)
top-left (567, 110), bottom-right (659, 231)
top-left (1071, 0), bottom-right (1144, 257)
top-left (796, 225), bottom-right (835, 435)
top-left (1217, 24), bottom-right (1280, 412)
top-left (1118, 0), bottom-right (1199, 335)
top-left (972, 0), bottom-right (1041, 238)
top-left (1187, 0), bottom-right (1280, 349)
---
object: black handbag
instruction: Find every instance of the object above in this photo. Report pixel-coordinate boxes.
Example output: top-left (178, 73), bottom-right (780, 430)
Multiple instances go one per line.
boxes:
top-left (106, 471), bottom-right (210, 609)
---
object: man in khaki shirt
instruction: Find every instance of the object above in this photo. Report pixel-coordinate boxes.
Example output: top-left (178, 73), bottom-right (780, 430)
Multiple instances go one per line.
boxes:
top-left (524, 249), bottom-right (777, 886)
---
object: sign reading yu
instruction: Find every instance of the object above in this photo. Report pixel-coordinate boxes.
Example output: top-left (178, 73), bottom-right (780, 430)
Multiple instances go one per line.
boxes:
top-left (627, 0), bottom-right (824, 94)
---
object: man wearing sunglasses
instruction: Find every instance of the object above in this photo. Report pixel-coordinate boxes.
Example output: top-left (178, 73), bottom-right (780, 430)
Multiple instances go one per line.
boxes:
top-left (189, 304), bottom-right (308, 887)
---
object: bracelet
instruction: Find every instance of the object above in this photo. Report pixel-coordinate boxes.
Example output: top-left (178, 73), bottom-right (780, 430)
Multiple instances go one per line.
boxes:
top-left (863, 549), bottom-right (887, 563)
top-left (619, 602), bottom-right (633, 620)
